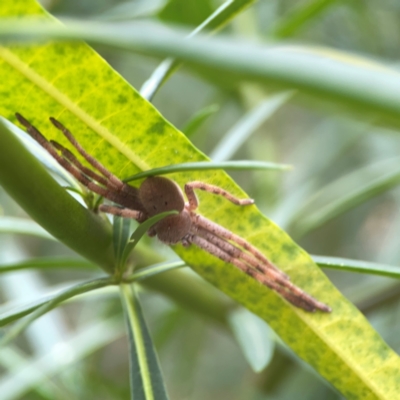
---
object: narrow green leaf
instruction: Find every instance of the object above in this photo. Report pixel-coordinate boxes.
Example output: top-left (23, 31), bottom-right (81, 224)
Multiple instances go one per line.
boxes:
top-left (125, 261), bottom-right (186, 283)
top-left (4, 19), bottom-right (400, 128)
top-left (272, 0), bottom-right (339, 39)
top-left (1, 4), bottom-right (400, 398)
top-left (141, 0), bottom-right (256, 99)
top-left (0, 277), bottom-right (114, 346)
top-left (211, 91), bottom-right (294, 161)
top-left (0, 119), bottom-right (114, 273)
top-left (271, 118), bottom-right (367, 228)
top-left (95, 0), bottom-right (167, 21)
top-left (0, 346), bottom-right (71, 400)
top-left (120, 284), bottom-right (169, 400)
top-left (0, 295), bottom-right (53, 328)
top-left (113, 215), bottom-right (131, 272)
top-left (0, 217), bottom-right (54, 240)
top-left (0, 317), bottom-right (124, 400)
top-left (182, 103), bottom-right (219, 137)
top-left (313, 255), bottom-right (400, 279)
top-left (0, 257), bottom-right (95, 273)
top-left (124, 160), bottom-right (291, 182)
top-left (158, 0), bottom-right (213, 27)
top-left (121, 211), bottom-right (178, 267)
top-left (292, 157), bottom-right (400, 237)
top-left (228, 308), bottom-right (275, 372)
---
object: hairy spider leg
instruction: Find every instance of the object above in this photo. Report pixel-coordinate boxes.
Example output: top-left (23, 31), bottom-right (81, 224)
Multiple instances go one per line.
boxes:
top-left (189, 234), bottom-right (318, 312)
top-left (183, 184), bottom-right (287, 278)
top-left (50, 117), bottom-right (123, 190)
top-left (50, 140), bottom-right (115, 189)
top-left (49, 117), bottom-right (141, 204)
top-left (16, 114), bottom-right (141, 209)
top-left (192, 213), bottom-right (288, 279)
top-left (184, 181), bottom-right (254, 210)
top-left (99, 204), bottom-right (144, 221)
top-left (193, 225), bottom-right (287, 280)
top-left (185, 183), bottom-right (289, 279)
top-left (192, 225), bottom-right (330, 312)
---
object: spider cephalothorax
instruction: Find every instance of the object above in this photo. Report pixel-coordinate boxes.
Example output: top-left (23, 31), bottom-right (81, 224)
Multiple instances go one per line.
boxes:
top-left (16, 113), bottom-right (331, 313)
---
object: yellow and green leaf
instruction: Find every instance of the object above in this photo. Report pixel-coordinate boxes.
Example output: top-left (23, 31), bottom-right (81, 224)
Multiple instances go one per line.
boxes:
top-left (1, 1), bottom-right (400, 399)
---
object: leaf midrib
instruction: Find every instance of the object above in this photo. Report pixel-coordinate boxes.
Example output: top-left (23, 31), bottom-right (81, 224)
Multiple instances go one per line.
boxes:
top-left (0, 45), bottom-right (150, 172)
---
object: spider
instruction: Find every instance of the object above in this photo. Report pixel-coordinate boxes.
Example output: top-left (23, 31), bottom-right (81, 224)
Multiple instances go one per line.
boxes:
top-left (15, 113), bottom-right (331, 313)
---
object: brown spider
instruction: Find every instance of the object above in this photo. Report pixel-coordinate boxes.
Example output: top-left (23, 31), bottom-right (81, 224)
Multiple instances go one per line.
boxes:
top-left (15, 113), bottom-right (331, 313)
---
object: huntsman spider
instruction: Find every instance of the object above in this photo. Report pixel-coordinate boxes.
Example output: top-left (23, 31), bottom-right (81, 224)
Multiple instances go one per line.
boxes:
top-left (16, 113), bottom-right (331, 313)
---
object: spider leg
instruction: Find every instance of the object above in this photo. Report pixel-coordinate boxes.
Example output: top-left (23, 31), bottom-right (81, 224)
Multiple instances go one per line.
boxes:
top-left (194, 225), bottom-right (288, 280)
top-left (192, 213), bottom-right (288, 279)
top-left (184, 181), bottom-right (254, 211)
top-left (16, 113), bottom-right (141, 209)
top-left (49, 117), bottom-right (141, 205)
top-left (99, 204), bottom-right (144, 221)
top-left (188, 234), bottom-right (324, 312)
top-left (50, 140), bottom-right (116, 189)
top-left (49, 117), bottom-right (123, 190)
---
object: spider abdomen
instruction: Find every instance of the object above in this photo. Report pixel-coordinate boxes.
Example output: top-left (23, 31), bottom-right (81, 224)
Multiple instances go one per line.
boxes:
top-left (154, 210), bottom-right (192, 245)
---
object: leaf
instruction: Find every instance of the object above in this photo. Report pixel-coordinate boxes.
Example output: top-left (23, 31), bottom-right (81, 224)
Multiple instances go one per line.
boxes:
top-left (1, 3), bottom-right (400, 398)
top-left (125, 261), bottom-right (186, 283)
top-left (0, 119), bottom-right (114, 273)
top-left (0, 257), bottom-right (95, 273)
top-left (0, 293), bottom-right (54, 328)
top-left (228, 308), bottom-right (275, 372)
top-left (121, 211), bottom-right (178, 267)
top-left (4, 19), bottom-right (400, 129)
top-left (0, 277), bottom-right (114, 345)
top-left (182, 103), bottom-right (219, 137)
top-left (0, 317), bottom-right (124, 400)
top-left (291, 157), bottom-right (400, 237)
top-left (158, 0), bottom-right (214, 27)
top-left (113, 215), bottom-right (132, 272)
top-left (120, 284), bottom-right (170, 400)
top-left (313, 255), bottom-right (400, 279)
top-left (95, 0), bottom-right (167, 21)
top-left (141, 0), bottom-right (257, 99)
top-left (271, 0), bottom-right (339, 39)
top-left (1, 116), bottom-right (80, 188)
top-left (0, 216), bottom-right (54, 240)
top-left (0, 262), bottom-right (181, 329)
top-left (210, 91), bottom-right (294, 162)
top-left (125, 160), bottom-right (291, 182)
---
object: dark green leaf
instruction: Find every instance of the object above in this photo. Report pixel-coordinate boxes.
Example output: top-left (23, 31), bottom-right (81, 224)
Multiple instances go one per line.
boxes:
top-left (314, 255), bottom-right (400, 279)
top-left (228, 308), bottom-right (275, 372)
top-left (124, 160), bottom-right (291, 182)
top-left (182, 103), bottom-right (219, 137)
top-left (0, 277), bottom-right (114, 344)
top-left (121, 284), bottom-right (170, 400)
top-left (0, 257), bottom-right (95, 273)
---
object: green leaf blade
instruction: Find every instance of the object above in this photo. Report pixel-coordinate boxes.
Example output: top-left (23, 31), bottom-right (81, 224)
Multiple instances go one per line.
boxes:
top-left (314, 255), bottom-right (400, 279)
top-left (0, 119), bottom-right (114, 273)
top-left (120, 285), bottom-right (169, 400)
top-left (1, 3), bottom-right (400, 399)
top-left (228, 308), bottom-right (275, 372)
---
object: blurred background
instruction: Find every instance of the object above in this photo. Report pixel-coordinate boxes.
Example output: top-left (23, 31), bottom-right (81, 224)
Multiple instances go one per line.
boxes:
top-left (2, 0), bottom-right (400, 399)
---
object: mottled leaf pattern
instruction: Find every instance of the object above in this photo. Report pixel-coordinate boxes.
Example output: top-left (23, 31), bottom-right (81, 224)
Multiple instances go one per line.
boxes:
top-left (1, 1), bottom-right (400, 399)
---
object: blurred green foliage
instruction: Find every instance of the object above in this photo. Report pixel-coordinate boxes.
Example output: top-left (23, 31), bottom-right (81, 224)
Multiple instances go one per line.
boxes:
top-left (1, 0), bottom-right (400, 399)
